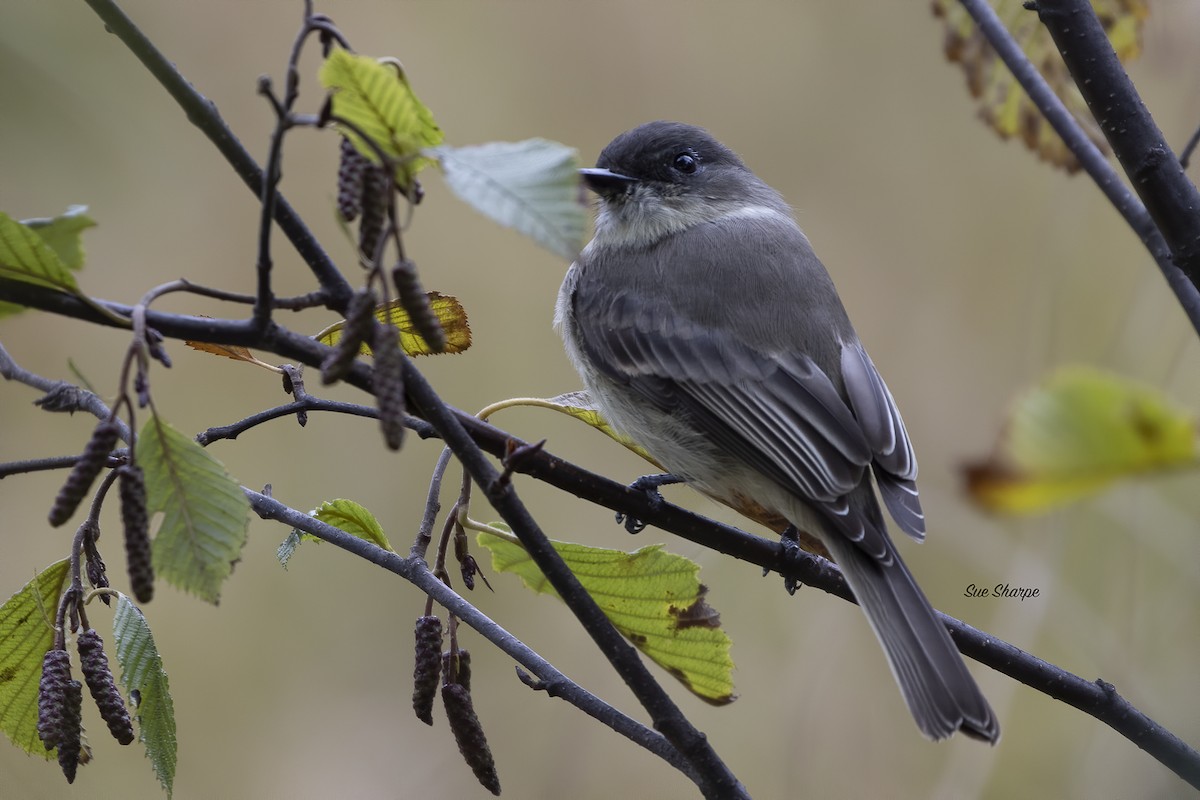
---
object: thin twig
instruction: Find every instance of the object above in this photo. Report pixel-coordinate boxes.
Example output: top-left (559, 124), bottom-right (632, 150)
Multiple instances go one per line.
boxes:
top-left (411, 447), bottom-right (454, 561)
top-left (80, 0), bottom-right (353, 308)
top-left (196, 397), bottom-right (436, 446)
top-left (0, 454), bottom-right (123, 480)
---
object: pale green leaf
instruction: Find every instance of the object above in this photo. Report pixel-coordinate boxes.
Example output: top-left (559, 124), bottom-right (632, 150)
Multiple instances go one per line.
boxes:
top-left (319, 48), bottom-right (442, 183)
top-left (965, 366), bottom-right (1200, 514)
top-left (542, 391), bottom-right (660, 466)
top-left (139, 417), bottom-right (250, 603)
top-left (478, 528), bottom-right (734, 704)
top-left (279, 499), bottom-right (393, 566)
top-left (24, 205), bottom-right (96, 271)
top-left (434, 140), bottom-right (586, 260)
top-left (277, 530), bottom-right (303, 569)
top-left (0, 211), bottom-right (83, 318)
top-left (312, 498), bottom-right (393, 552)
top-left (0, 560), bottom-right (70, 758)
top-left (113, 594), bottom-right (176, 797)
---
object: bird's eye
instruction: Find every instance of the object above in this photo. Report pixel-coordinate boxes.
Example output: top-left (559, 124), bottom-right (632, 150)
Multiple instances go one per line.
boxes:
top-left (672, 152), bottom-right (699, 174)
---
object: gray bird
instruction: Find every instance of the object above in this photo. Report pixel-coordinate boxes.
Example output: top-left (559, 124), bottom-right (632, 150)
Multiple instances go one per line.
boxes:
top-left (557, 121), bottom-right (999, 743)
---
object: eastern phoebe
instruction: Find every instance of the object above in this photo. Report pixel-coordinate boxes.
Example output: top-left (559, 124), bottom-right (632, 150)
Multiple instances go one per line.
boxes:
top-left (557, 121), bottom-right (998, 743)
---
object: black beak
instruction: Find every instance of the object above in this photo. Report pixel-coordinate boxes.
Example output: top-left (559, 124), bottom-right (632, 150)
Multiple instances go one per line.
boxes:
top-left (579, 167), bottom-right (639, 195)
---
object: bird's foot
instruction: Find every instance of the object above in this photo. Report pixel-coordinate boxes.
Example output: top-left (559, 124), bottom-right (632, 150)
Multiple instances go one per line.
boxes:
top-left (779, 525), bottom-right (804, 595)
top-left (615, 473), bottom-right (684, 534)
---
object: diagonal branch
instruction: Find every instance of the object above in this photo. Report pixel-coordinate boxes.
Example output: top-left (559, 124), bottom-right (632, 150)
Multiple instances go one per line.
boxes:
top-left (955, 0), bottom-right (1200, 336)
top-left (1028, 0), bottom-right (1200, 293)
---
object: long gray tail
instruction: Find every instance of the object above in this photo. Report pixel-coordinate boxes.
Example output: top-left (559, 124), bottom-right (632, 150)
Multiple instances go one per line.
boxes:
top-left (822, 533), bottom-right (1000, 743)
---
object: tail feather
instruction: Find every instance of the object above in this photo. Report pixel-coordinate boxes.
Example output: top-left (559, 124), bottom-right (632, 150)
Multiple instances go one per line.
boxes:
top-left (822, 532), bottom-right (999, 743)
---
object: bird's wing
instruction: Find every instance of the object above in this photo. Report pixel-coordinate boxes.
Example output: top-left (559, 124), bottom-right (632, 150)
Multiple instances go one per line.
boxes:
top-left (840, 342), bottom-right (925, 540)
top-left (572, 279), bottom-right (899, 560)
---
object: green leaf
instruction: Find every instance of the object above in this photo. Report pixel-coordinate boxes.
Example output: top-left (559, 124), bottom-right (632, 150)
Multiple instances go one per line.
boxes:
top-left (24, 205), bottom-right (96, 271)
top-left (0, 560), bottom-right (70, 758)
top-left (278, 499), bottom-right (393, 567)
top-left (113, 594), bottom-right (176, 797)
top-left (0, 211), bottom-right (84, 318)
top-left (433, 140), bottom-right (586, 260)
top-left (964, 365), bottom-right (1200, 514)
top-left (319, 48), bottom-right (443, 183)
top-left (312, 499), bottom-right (393, 552)
top-left (477, 527), bottom-right (735, 704)
top-left (277, 530), bottom-right (303, 570)
top-left (139, 416), bottom-right (250, 603)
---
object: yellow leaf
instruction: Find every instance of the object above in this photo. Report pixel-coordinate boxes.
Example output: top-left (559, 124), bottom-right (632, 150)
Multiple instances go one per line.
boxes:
top-left (315, 292), bottom-right (471, 357)
top-left (964, 366), bottom-right (1199, 514)
top-left (477, 527), bottom-right (735, 704)
top-left (183, 340), bottom-right (280, 371)
top-left (538, 391), bottom-right (661, 466)
top-left (932, 0), bottom-right (1148, 173)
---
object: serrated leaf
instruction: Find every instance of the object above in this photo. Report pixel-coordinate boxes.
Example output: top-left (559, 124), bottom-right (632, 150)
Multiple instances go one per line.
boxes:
top-left (312, 499), bottom-right (393, 552)
top-left (315, 292), bottom-right (471, 357)
top-left (276, 530), bottom-right (303, 569)
top-left (24, 205), bottom-right (96, 271)
top-left (964, 366), bottom-right (1199, 514)
top-left (319, 48), bottom-right (442, 184)
top-left (0, 211), bottom-right (83, 318)
top-left (434, 140), bottom-right (586, 260)
top-left (113, 594), bottom-right (176, 797)
top-left (0, 560), bottom-right (70, 758)
top-left (279, 499), bottom-right (393, 565)
top-left (932, 0), bottom-right (1148, 172)
top-left (139, 416), bottom-right (250, 603)
top-left (477, 527), bottom-right (734, 704)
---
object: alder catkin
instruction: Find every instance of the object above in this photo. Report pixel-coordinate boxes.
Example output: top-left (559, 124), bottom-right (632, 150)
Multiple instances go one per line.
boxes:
top-left (371, 322), bottom-right (407, 450)
top-left (442, 649), bottom-right (472, 693)
top-left (48, 419), bottom-right (120, 527)
top-left (336, 137), bottom-right (369, 222)
top-left (321, 288), bottom-right (378, 385)
top-left (77, 629), bottom-right (135, 745)
top-left (37, 650), bottom-right (73, 751)
top-left (357, 164), bottom-right (391, 262)
top-left (120, 465), bottom-right (154, 603)
top-left (56, 678), bottom-right (84, 784)
top-left (391, 259), bottom-right (446, 353)
top-left (411, 616), bottom-right (442, 725)
top-left (441, 682), bottom-right (500, 795)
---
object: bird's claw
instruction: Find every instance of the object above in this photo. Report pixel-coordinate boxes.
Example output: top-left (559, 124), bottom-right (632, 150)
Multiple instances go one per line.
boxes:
top-left (615, 473), bottom-right (682, 534)
top-left (779, 525), bottom-right (804, 595)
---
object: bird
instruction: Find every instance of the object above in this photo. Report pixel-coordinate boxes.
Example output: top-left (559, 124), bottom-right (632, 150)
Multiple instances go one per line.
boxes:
top-left (556, 120), bottom-right (999, 743)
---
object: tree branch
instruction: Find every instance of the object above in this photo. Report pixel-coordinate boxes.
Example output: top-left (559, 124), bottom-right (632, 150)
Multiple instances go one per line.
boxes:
top-left (246, 488), bottom-right (702, 787)
top-left (1028, 0), bottom-right (1200, 291)
top-left (956, 0), bottom-right (1200, 336)
top-left (5, 274), bottom-right (1199, 789)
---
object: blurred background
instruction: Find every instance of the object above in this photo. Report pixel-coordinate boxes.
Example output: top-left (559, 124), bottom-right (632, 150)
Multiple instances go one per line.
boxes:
top-left (2, 1), bottom-right (1199, 798)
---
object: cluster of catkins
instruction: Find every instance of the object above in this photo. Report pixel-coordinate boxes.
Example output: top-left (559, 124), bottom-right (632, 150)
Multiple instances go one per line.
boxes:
top-left (38, 630), bottom-right (135, 784)
top-left (412, 615), bottom-right (499, 796)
